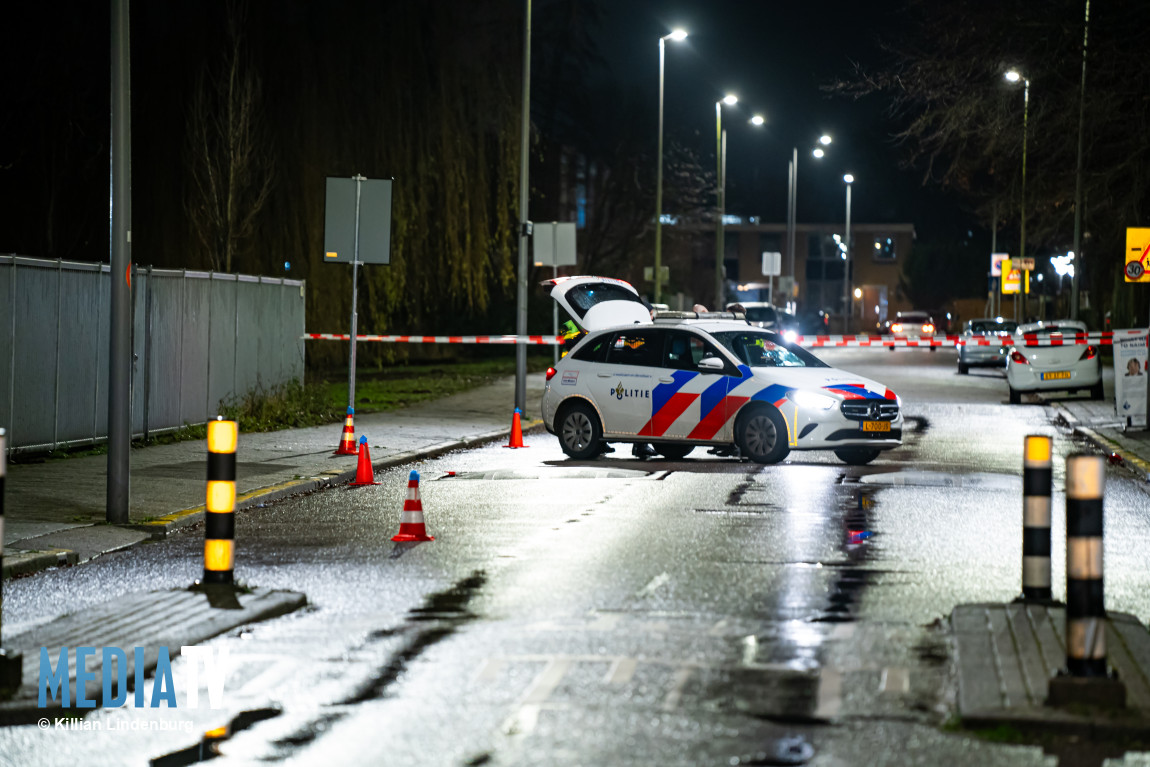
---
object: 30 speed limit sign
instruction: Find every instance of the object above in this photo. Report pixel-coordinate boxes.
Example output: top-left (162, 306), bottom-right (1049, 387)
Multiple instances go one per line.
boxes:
top-left (1127, 228), bottom-right (1150, 283)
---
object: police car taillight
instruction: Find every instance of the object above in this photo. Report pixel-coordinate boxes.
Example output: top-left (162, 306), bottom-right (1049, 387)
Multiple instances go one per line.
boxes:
top-left (1080, 345), bottom-right (1097, 361)
top-left (1010, 349), bottom-right (1029, 364)
top-left (545, 367), bottom-right (557, 381)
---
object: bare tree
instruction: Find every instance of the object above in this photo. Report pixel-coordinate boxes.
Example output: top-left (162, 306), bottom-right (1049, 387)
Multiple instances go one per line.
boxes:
top-left (185, 0), bottom-right (273, 273)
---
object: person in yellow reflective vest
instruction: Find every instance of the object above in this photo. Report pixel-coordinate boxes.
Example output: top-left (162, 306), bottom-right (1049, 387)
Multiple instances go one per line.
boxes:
top-left (559, 320), bottom-right (584, 359)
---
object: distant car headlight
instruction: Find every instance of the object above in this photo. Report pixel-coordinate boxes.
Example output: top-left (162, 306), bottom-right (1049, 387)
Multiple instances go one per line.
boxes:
top-left (783, 329), bottom-right (798, 344)
top-left (788, 390), bottom-right (836, 410)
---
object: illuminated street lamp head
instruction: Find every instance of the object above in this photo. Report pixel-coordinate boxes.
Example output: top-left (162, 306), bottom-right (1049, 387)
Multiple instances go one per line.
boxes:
top-left (667, 28), bottom-right (688, 42)
top-left (819, 134), bottom-right (832, 145)
top-left (812, 148), bottom-right (825, 158)
top-left (750, 114), bottom-right (765, 126)
top-left (844, 173), bottom-right (855, 184)
top-left (1005, 70), bottom-right (1022, 83)
top-left (722, 94), bottom-right (738, 106)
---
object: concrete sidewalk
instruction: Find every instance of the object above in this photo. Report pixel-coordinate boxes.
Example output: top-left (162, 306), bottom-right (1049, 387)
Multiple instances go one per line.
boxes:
top-left (2, 373), bottom-right (546, 578)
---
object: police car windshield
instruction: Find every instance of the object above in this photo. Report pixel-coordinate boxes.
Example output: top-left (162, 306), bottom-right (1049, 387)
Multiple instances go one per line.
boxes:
top-left (710, 331), bottom-right (828, 368)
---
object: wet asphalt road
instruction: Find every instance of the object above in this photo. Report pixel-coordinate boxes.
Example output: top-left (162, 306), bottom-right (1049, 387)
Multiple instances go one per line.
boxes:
top-left (3, 350), bottom-right (1150, 766)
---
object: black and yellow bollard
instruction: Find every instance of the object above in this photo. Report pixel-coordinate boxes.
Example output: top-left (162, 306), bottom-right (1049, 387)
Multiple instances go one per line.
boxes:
top-left (1020, 435), bottom-right (1053, 601)
top-left (1047, 453), bottom-right (1126, 708)
top-left (204, 418), bottom-right (237, 585)
top-left (0, 428), bottom-right (24, 696)
top-left (1064, 453), bottom-right (1106, 676)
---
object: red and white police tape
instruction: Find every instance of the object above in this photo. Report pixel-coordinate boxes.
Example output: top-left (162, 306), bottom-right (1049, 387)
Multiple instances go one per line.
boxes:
top-left (302, 330), bottom-right (1143, 348)
top-left (302, 333), bottom-right (562, 345)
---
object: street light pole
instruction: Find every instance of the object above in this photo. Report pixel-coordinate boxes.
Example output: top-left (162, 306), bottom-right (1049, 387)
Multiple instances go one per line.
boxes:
top-left (1071, 0), bottom-right (1090, 320)
top-left (714, 95), bottom-right (736, 309)
top-left (514, 0), bottom-right (531, 413)
top-left (654, 29), bottom-right (687, 305)
top-left (785, 136), bottom-right (830, 315)
top-left (1006, 69), bottom-right (1030, 321)
top-left (843, 174), bottom-right (854, 333)
top-left (786, 148), bottom-right (796, 310)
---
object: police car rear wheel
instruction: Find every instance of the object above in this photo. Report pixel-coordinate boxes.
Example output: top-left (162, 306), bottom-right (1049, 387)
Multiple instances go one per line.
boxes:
top-left (558, 402), bottom-right (602, 459)
top-left (652, 442), bottom-right (694, 460)
top-left (834, 447), bottom-right (880, 465)
top-left (736, 406), bottom-right (789, 464)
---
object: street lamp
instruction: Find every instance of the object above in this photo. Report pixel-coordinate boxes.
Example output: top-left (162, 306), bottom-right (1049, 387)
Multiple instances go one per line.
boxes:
top-left (842, 173), bottom-right (854, 332)
top-left (786, 134), bottom-right (831, 314)
top-left (654, 28), bottom-right (687, 304)
top-left (1005, 69), bottom-right (1030, 320)
top-left (715, 94), bottom-right (737, 308)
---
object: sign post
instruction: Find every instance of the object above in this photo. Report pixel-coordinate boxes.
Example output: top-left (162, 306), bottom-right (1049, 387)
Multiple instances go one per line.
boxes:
top-left (324, 176), bottom-right (393, 410)
top-left (990, 253), bottom-right (1009, 317)
top-left (1124, 228), bottom-right (1150, 429)
top-left (533, 222), bottom-right (577, 363)
top-left (761, 251), bottom-right (782, 306)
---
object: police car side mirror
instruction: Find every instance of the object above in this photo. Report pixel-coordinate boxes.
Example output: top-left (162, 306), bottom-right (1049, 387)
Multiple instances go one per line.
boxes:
top-left (698, 357), bottom-right (724, 372)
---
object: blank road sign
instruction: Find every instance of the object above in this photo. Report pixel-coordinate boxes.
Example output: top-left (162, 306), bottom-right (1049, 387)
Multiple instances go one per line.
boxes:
top-left (533, 222), bottom-right (577, 267)
top-left (324, 177), bottom-right (393, 264)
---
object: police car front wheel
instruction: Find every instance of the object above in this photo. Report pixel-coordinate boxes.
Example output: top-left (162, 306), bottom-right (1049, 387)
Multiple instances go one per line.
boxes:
top-left (558, 402), bottom-right (603, 460)
top-left (735, 406), bottom-right (790, 464)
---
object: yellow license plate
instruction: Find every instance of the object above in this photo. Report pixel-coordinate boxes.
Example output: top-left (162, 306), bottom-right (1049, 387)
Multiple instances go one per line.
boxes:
top-left (861, 421), bottom-right (891, 433)
top-left (1041, 371), bottom-right (1071, 381)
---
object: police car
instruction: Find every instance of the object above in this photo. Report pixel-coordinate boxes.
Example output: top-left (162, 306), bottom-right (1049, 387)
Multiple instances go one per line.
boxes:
top-left (540, 276), bottom-right (903, 465)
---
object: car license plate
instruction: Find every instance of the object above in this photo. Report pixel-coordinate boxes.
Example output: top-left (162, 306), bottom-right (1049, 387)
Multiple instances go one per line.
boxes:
top-left (861, 421), bottom-right (890, 433)
top-left (1041, 371), bottom-right (1071, 381)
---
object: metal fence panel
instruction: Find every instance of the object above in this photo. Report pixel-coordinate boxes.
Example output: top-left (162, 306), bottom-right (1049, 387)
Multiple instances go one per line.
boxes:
top-left (131, 267), bottom-right (147, 437)
top-left (12, 261), bottom-right (59, 449)
top-left (234, 277), bottom-right (263, 396)
top-left (0, 260), bottom-right (12, 436)
top-left (56, 264), bottom-right (104, 444)
top-left (145, 272), bottom-right (185, 432)
top-left (180, 274), bottom-right (212, 426)
top-left (208, 275), bottom-right (237, 417)
top-left (280, 280), bottom-right (306, 384)
top-left (96, 265), bottom-right (111, 440)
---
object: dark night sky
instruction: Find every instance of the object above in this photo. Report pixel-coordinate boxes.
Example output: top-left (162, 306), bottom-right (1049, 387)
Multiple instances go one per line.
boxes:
top-left (1, 0), bottom-right (979, 267)
top-left (582, 0), bottom-right (976, 241)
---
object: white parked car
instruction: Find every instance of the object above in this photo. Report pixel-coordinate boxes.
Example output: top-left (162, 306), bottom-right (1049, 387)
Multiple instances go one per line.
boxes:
top-left (1005, 320), bottom-right (1103, 404)
top-left (540, 276), bottom-right (903, 465)
top-left (957, 317), bottom-right (1018, 374)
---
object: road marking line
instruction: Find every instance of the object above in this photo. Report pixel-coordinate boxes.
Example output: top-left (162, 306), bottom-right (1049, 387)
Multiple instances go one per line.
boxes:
top-left (475, 658), bottom-right (505, 683)
top-left (605, 657), bottom-right (637, 685)
top-left (636, 572), bottom-right (671, 598)
top-left (814, 669), bottom-right (842, 720)
top-left (522, 658), bottom-right (572, 704)
top-left (661, 667), bottom-right (693, 711)
top-left (501, 703), bottom-right (540, 736)
top-left (879, 667), bottom-right (910, 695)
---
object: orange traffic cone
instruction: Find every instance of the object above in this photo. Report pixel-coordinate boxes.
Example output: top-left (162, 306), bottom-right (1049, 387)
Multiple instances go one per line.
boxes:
top-left (348, 436), bottom-right (379, 487)
top-left (504, 408), bottom-right (527, 449)
top-left (334, 407), bottom-right (358, 455)
top-left (392, 471), bottom-right (434, 542)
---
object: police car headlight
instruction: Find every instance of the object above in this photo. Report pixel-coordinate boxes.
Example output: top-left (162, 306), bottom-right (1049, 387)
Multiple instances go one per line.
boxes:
top-left (788, 390), bottom-right (836, 410)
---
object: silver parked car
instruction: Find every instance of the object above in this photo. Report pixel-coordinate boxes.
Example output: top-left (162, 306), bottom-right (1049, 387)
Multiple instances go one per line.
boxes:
top-left (956, 317), bottom-right (1018, 374)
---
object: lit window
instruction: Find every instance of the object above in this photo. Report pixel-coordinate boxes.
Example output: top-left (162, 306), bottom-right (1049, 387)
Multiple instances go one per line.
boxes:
top-left (873, 237), bottom-right (896, 261)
